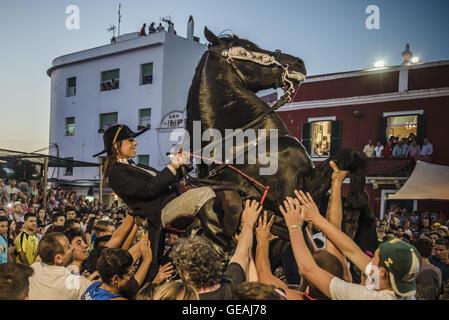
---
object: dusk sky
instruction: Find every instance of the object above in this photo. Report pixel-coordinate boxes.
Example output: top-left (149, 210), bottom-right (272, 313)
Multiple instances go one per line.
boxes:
top-left (1, 0), bottom-right (448, 153)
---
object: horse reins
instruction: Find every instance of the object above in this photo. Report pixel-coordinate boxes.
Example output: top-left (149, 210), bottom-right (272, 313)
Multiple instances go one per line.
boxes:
top-left (191, 45), bottom-right (305, 155)
top-left (183, 151), bottom-right (271, 205)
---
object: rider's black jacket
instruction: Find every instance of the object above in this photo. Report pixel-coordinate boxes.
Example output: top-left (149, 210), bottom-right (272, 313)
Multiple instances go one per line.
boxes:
top-left (107, 161), bottom-right (179, 223)
top-left (107, 161), bottom-right (180, 280)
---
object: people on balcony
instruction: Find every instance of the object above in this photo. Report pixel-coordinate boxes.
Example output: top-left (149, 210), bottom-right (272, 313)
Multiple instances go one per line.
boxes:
top-left (406, 140), bottom-right (421, 158)
top-left (374, 141), bottom-right (384, 157)
top-left (392, 139), bottom-right (408, 158)
top-left (384, 140), bottom-right (393, 158)
top-left (421, 138), bottom-right (434, 156)
top-left (363, 139), bottom-right (375, 158)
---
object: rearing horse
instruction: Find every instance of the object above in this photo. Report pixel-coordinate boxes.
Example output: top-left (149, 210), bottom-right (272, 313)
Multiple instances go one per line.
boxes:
top-left (183, 28), bottom-right (377, 270)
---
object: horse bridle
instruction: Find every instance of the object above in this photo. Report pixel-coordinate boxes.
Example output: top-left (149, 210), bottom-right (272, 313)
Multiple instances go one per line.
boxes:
top-left (221, 46), bottom-right (306, 104)
top-left (186, 46), bottom-right (306, 179)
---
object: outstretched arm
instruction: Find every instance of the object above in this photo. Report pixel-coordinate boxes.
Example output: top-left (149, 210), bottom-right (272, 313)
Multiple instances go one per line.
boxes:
top-left (229, 200), bottom-right (262, 276)
top-left (133, 232), bottom-right (152, 286)
top-left (105, 214), bottom-right (135, 248)
top-left (255, 211), bottom-right (303, 300)
top-left (121, 218), bottom-right (144, 251)
top-left (325, 161), bottom-right (352, 283)
top-left (280, 197), bottom-right (334, 299)
top-left (294, 190), bottom-right (371, 274)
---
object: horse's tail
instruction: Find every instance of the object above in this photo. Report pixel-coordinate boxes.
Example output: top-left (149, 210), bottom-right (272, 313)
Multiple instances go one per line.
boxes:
top-left (345, 148), bottom-right (369, 210)
top-left (301, 147), bottom-right (369, 214)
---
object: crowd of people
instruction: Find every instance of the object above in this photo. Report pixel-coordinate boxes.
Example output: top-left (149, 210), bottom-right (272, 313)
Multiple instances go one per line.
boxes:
top-left (1, 156), bottom-right (448, 301)
top-left (376, 204), bottom-right (449, 299)
top-left (363, 134), bottom-right (434, 159)
top-left (139, 18), bottom-right (176, 37)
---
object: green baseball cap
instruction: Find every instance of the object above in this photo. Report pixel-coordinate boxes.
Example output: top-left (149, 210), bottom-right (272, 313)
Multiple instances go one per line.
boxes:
top-left (379, 238), bottom-right (421, 297)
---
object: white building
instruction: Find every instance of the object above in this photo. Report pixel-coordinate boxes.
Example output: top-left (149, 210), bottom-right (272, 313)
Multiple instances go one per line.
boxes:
top-left (47, 27), bottom-right (206, 186)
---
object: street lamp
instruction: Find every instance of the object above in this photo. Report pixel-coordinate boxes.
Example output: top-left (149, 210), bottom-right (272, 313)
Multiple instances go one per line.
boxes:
top-left (374, 60), bottom-right (385, 68)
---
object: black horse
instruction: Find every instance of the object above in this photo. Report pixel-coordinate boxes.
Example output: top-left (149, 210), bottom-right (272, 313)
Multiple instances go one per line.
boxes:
top-left (182, 27), bottom-right (377, 272)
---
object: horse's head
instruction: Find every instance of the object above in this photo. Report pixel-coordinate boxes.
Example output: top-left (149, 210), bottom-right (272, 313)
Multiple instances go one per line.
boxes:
top-left (204, 27), bottom-right (306, 93)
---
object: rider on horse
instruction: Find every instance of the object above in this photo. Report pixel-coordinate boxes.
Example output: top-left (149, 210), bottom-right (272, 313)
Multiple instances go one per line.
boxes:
top-left (93, 124), bottom-right (231, 280)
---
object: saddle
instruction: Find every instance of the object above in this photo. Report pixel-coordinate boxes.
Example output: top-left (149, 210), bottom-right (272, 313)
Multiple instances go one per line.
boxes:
top-left (164, 176), bottom-right (244, 238)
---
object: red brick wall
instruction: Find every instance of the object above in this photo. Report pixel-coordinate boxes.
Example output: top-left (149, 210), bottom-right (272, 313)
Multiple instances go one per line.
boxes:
top-left (278, 96), bottom-right (449, 166)
top-left (292, 71), bottom-right (399, 102)
top-left (408, 65), bottom-right (449, 91)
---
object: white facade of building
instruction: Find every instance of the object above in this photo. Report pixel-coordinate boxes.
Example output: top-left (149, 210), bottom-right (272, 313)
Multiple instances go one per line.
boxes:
top-left (47, 30), bottom-right (206, 181)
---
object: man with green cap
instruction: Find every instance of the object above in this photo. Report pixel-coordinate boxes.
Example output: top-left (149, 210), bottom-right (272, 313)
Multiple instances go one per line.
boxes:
top-left (279, 178), bottom-right (421, 299)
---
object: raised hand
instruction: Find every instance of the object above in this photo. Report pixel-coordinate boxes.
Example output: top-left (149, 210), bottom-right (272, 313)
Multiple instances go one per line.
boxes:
top-left (140, 232), bottom-right (152, 262)
top-left (329, 160), bottom-right (348, 184)
top-left (279, 196), bottom-right (303, 228)
top-left (241, 199), bottom-right (263, 229)
top-left (256, 211), bottom-right (278, 243)
top-left (294, 190), bottom-right (321, 223)
top-left (152, 262), bottom-right (174, 284)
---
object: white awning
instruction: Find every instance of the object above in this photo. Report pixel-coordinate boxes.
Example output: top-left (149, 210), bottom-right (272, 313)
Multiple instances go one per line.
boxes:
top-left (390, 160), bottom-right (449, 200)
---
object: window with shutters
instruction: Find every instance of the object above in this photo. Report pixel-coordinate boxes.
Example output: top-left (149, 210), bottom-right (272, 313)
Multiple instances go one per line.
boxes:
top-left (302, 118), bottom-right (341, 159)
top-left (310, 121), bottom-right (332, 158)
top-left (140, 63), bottom-right (153, 85)
top-left (386, 115), bottom-right (418, 141)
top-left (379, 112), bottom-right (425, 145)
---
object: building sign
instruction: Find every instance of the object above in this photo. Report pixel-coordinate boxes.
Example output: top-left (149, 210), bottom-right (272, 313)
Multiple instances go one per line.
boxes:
top-left (157, 111), bottom-right (186, 131)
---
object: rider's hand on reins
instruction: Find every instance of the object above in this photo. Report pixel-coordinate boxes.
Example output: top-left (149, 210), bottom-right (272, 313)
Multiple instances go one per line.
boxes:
top-left (169, 152), bottom-right (188, 170)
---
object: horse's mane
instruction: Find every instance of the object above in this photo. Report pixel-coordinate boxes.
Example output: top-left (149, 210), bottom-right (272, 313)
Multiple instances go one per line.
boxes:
top-left (218, 33), bottom-right (262, 52)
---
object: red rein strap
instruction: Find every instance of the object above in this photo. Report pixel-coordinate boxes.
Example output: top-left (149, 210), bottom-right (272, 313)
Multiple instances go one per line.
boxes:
top-left (183, 152), bottom-right (270, 205)
top-left (301, 292), bottom-right (316, 300)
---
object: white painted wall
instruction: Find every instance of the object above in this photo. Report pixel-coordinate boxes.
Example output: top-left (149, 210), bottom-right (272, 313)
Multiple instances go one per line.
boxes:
top-left (48, 32), bottom-right (206, 181)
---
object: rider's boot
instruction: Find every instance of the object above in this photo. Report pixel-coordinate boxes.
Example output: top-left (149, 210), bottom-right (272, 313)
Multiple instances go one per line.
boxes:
top-left (197, 197), bottom-right (233, 259)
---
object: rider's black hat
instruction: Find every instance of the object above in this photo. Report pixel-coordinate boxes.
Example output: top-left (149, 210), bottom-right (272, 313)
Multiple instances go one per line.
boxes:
top-left (92, 124), bottom-right (148, 157)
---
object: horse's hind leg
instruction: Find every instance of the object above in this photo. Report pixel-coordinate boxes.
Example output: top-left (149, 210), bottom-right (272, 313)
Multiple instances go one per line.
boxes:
top-left (197, 195), bottom-right (239, 258)
top-left (215, 190), bottom-right (243, 238)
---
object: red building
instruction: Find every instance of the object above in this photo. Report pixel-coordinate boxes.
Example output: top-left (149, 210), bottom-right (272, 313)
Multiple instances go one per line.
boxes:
top-left (275, 58), bottom-right (449, 219)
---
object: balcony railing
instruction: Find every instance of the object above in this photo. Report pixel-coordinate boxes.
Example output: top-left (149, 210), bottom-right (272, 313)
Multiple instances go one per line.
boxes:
top-left (366, 158), bottom-right (419, 176)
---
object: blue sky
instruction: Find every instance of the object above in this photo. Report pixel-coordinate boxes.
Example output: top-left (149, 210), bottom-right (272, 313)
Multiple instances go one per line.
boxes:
top-left (0, 0), bottom-right (448, 152)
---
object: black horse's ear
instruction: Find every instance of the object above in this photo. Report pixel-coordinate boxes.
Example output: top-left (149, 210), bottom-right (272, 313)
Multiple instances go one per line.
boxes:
top-left (204, 27), bottom-right (221, 46)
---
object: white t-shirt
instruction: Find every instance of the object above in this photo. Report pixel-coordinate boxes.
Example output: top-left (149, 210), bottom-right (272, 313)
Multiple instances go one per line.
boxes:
top-left (374, 145), bottom-right (384, 157)
top-left (363, 144), bottom-right (375, 158)
top-left (29, 262), bottom-right (92, 300)
top-left (329, 277), bottom-right (415, 300)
